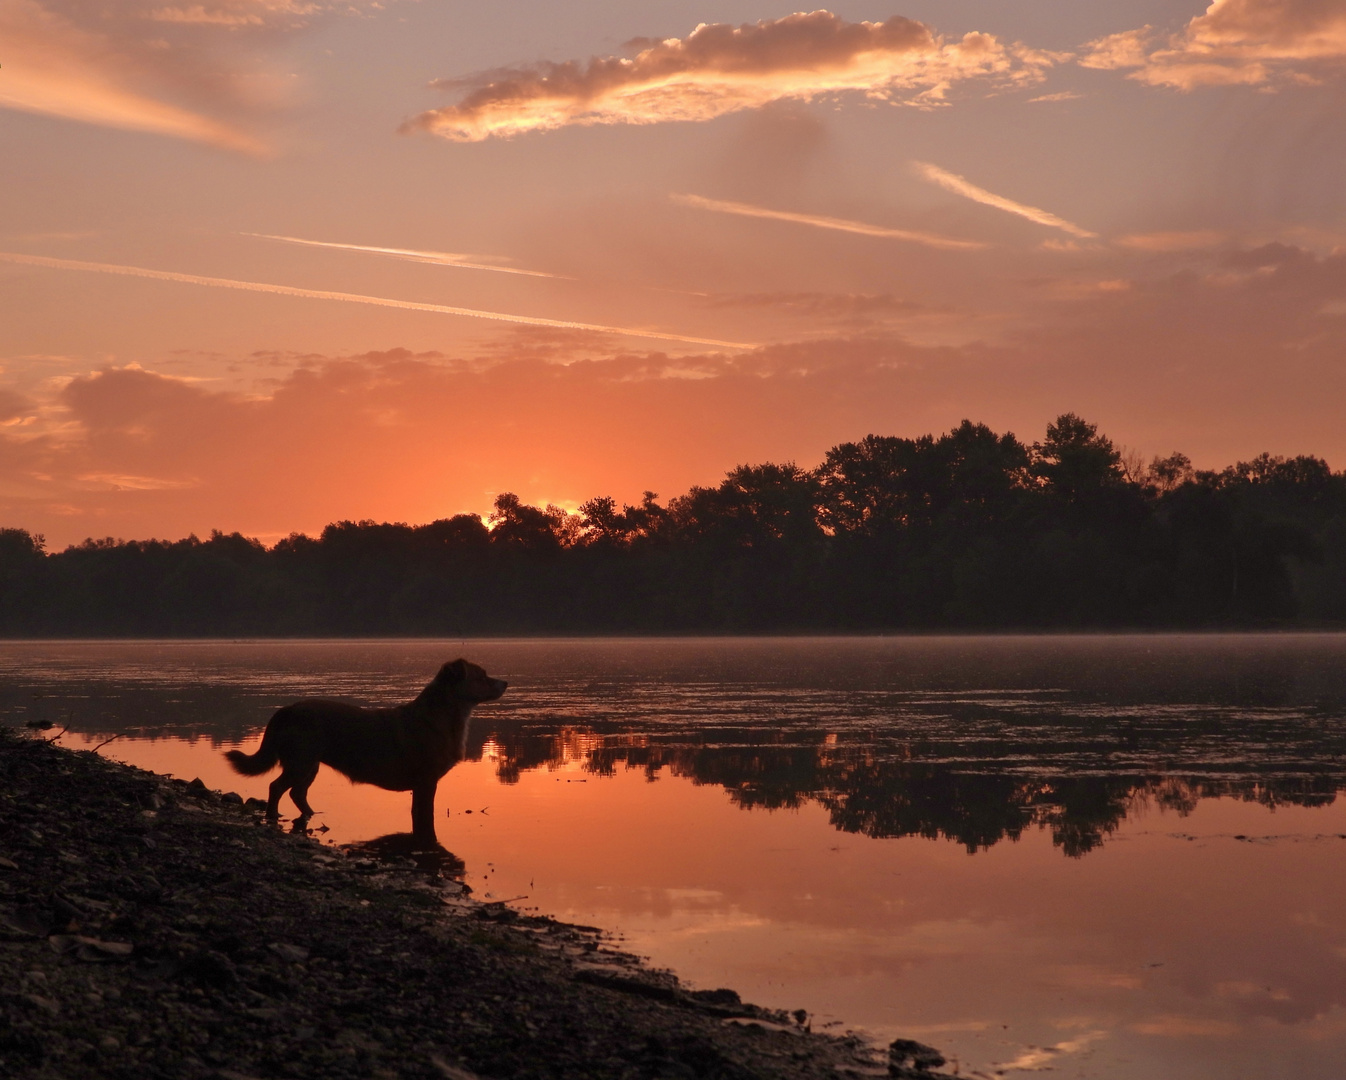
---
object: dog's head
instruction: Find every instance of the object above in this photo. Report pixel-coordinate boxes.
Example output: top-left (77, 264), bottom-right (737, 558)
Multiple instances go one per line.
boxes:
top-left (435, 658), bottom-right (508, 703)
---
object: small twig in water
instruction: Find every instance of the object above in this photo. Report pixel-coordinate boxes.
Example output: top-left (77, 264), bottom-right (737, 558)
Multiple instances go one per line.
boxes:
top-left (90, 733), bottom-right (124, 753)
top-left (44, 726), bottom-right (69, 744)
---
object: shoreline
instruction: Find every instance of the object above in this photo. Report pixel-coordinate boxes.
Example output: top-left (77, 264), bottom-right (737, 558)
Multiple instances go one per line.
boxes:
top-left (0, 727), bottom-right (946, 1079)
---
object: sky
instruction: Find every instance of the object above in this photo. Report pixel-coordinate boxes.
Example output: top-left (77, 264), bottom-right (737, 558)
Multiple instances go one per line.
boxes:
top-left (3, 0), bottom-right (1346, 547)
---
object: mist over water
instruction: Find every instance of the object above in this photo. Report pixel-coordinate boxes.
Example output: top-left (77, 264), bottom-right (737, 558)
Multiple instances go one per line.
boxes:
top-left (4, 635), bottom-right (1346, 1078)
top-left (5, 635), bottom-right (1345, 854)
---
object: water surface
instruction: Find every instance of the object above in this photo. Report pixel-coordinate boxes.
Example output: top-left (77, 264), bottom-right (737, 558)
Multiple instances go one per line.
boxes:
top-left (3, 635), bottom-right (1345, 1079)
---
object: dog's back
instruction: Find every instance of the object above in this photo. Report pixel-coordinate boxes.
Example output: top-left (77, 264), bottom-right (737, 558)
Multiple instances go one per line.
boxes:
top-left (227, 699), bottom-right (428, 789)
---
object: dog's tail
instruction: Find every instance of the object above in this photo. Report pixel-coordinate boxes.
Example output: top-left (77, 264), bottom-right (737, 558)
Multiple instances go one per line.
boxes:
top-left (225, 724), bottom-right (280, 776)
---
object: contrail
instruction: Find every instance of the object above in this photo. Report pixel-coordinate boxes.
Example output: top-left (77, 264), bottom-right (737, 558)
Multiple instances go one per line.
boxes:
top-left (0, 252), bottom-right (755, 350)
top-left (672, 193), bottom-right (984, 251)
top-left (244, 233), bottom-right (565, 279)
top-left (912, 162), bottom-right (1096, 239)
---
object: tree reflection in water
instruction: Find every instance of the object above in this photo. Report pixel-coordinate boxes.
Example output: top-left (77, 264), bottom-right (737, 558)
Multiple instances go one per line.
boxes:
top-left (4, 636), bottom-right (1346, 859)
top-left (480, 726), bottom-right (1345, 857)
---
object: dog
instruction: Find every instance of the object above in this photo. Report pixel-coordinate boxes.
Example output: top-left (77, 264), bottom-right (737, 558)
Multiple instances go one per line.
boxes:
top-left (224, 658), bottom-right (507, 840)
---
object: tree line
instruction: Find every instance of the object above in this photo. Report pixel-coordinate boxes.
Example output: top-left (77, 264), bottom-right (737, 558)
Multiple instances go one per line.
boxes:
top-left (3, 414), bottom-right (1345, 635)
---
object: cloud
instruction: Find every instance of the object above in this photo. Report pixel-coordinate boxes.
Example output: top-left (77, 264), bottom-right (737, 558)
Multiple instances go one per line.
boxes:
top-left (404, 10), bottom-right (1057, 142)
top-left (0, 0), bottom-right (267, 151)
top-left (0, 0), bottom-right (366, 149)
top-left (1116, 230), bottom-right (1227, 251)
top-left (76, 472), bottom-right (200, 491)
top-left (703, 291), bottom-right (939, 330)
top-left (1129, 1015), bottom-right (1237, 1037)
top-left (1080, 0), bottom-right (1346, 89)
top-left (7, 244), bottom-right (1346, 547)
top-left (0, 388), bottom-right (33, 423)
top-left (671, 193), bottom-right (985, 250)
top-left (707, 292), bottom-right (927, 316)
top-left (912, 162), bottom-right (1097, 238)
top-left (244, 234), bottom-right (564, 279)
top-left (0, 251), bottom-right (754, 349)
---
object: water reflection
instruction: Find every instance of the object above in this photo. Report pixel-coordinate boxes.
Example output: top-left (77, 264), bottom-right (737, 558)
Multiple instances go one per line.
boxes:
top-left (5, 638), bottom-right (1346, 1078)
top-left (345, 832), bottom-right (467, 878)
top-left (485, 727), bottom-right (1343, 856)
top-left (3, 635), bottom-right (1345, 859)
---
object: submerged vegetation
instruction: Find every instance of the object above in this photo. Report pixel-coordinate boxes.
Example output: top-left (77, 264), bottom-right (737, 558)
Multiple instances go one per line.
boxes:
top-left (3, 414), bottom-right (1346, 634)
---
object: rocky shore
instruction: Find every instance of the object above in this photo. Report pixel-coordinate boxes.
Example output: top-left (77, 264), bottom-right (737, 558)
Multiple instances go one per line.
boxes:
top-left (0, 727), bottom-right (950, 1080)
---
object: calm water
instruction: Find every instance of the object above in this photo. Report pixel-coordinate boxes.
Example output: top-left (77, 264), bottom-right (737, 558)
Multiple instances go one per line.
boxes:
top-left (3, 636), bottom-right (1346, 1079)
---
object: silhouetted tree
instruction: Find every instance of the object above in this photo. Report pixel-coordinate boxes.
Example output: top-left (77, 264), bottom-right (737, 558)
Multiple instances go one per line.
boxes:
top-left (2, 415), bottom-right (1342, 635)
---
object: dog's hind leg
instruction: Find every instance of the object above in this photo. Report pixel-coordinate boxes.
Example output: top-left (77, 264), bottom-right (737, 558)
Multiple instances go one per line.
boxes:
top-left (287, 762), bottom-right (320, 818)
top-left (266, 772), bottom-right (291, 819)
top-left (411, 783), bottom-right (438, 842)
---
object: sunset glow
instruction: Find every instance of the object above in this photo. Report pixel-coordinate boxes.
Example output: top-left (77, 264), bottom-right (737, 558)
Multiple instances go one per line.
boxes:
top-left (3, 0), bottom-right (1345, 547)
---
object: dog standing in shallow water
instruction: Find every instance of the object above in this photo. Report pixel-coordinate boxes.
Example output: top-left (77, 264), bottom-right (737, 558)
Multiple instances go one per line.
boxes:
top-left (224, 659), bottom-right (507, 841)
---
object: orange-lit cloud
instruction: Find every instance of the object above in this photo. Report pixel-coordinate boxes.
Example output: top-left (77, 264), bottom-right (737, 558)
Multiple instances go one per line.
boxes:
top-left (0, 0), bottom-right (369, 149)
top-left (706, 292), bottom-right (928, 317)
top-left (0, 251), bottom-right (755, 349)
top-left (1116, 230), bottom-right (1227, 251)
top-left (1080, 0), bottom-right (1346, 89)
top-left (244, 234), bottom-right (563, 279)
top-left (912, 161), bottom-right (1097, 238)
top-left (404, 11), bottom-right (1057, 142)
top-left (5, 242), bottom-right (1346, 547)
top-left (0, 0), bottom-right (264, 151)
top-left (671, 193), bottom-right (985, 250)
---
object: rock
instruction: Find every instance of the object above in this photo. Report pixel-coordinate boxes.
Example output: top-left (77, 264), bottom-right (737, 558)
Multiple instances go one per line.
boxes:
top-left (690, 988), bottom-right (742, 1008)
top-left (429, 1056), bottom-right (481, 1080)
top-left (47, 935), bottom-right (134, 962)
top-left (221, 792), bottom-right (243, 807)
top-left (22, 993), bottom-right (61, 1016)
top-left (268, 942), bottom-right (310, 963)
top-left (175, 950), bottom-right (239, 989)
top-left (574, 964), bottom-right (680, 1002)
top-left (888, 1038), bottom-right (946, 1075)
top-left (722, 1017), bottom-right (801, 1035)
top-left (0, 855), bottom-right (17, 870)
top-left (0, 907), bottom-right (54, 938)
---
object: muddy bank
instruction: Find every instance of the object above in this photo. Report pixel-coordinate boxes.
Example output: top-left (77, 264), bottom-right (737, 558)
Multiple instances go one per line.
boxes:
top-left (0, 727), bottom-right (950, 1080)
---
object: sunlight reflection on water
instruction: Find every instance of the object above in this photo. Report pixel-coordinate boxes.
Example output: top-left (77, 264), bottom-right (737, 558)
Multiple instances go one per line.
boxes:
top-left (3, 635), bottom-right (1346, 1080)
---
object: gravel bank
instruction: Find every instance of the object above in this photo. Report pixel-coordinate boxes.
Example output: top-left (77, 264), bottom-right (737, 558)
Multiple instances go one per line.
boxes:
top-left (0, 727), bottom-right (951, 1080)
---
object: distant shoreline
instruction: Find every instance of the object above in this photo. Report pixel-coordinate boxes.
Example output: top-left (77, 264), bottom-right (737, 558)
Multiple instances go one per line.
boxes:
top-left (3, 626), bottom-right (1346, 642)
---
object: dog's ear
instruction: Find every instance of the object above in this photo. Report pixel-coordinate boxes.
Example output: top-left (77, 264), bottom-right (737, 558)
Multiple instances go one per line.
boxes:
top-left (438, 659), bottom-right (467, 684)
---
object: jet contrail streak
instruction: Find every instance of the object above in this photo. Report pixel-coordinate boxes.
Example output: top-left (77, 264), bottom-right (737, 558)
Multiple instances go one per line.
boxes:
top-left (0, 252), bottom-right (755, 350)
top-left (672, 193), bottom-right (985, 251)
top-left (912, 162), bottom-right (1097, 239)
top-left (244, 233), bottom-right (564, 279)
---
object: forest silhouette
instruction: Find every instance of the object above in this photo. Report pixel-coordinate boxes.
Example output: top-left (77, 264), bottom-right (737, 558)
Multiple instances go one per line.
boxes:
top-left (3, 414), bottom-right (1345, 635)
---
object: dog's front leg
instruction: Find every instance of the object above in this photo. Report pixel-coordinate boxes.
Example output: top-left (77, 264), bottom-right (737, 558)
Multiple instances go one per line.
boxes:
top-left (411, 783), bottom-right (438, 842)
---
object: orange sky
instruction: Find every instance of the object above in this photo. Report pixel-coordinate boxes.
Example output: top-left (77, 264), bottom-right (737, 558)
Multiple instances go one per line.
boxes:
top-left (3, 1), bottom-right (1346, 547)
